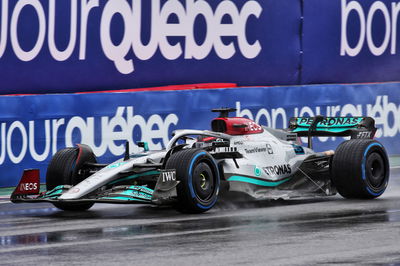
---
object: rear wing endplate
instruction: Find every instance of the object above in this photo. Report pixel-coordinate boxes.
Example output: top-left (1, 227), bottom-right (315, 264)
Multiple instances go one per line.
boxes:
top-left (287, 116), bottom-right (377, 148)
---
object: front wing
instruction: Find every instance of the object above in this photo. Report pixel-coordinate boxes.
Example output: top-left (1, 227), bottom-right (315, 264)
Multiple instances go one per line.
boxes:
top-left (11, 170), bottom-right (179, 206)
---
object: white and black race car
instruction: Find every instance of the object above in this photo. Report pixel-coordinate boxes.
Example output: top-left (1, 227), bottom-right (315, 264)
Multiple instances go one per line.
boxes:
top-left (11, 108), bottom-right (390, 213)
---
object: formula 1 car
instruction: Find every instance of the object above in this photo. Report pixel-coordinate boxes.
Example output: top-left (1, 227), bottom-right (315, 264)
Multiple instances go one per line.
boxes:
top-left (11, 108), bottom-right (390, 213)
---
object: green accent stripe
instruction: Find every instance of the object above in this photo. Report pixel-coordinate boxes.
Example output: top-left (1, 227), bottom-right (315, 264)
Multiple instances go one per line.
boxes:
top-left (109, 170), bottom-right (160, 185)
top-left (227, 175), bottom-right (290, 187)
top-left (100, 196), bottom-right (149, 202)
top-left (293, 128), bottom-right (352, 133)
top-left (128, 185), bottom-right (154, 193)
top-left (39, 185), bottom-right (65, 199)
top-left (296, 117), bottom-right (363, 128)
top-left (45, 189), bottom-right (63, 196)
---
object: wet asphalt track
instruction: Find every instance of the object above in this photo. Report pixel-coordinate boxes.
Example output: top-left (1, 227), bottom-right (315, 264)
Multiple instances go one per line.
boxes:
top-left (1, 169), bottom-right (400, 266)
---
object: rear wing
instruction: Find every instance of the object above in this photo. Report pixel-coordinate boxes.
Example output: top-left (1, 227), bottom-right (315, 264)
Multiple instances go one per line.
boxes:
top-left (287, 116), bottom-right (377, 148)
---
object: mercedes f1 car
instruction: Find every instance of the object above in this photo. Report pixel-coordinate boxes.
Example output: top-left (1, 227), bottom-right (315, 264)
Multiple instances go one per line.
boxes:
top-left (11, 108), bottom-right (390, 213)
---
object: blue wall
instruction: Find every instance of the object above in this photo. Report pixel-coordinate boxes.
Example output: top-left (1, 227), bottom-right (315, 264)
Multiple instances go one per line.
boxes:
top-left (302, 0), bottom-right (400, 84)
top-left (1, 0), bottom-right (400, 94)
top-left (0, 0), bottom-right (300, 94)
top-left (1, 82), bottom-right (399, 187)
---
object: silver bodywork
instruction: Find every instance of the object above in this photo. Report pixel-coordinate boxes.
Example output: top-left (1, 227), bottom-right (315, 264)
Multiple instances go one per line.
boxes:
top-left (59, 127), bottom-right (334, 202)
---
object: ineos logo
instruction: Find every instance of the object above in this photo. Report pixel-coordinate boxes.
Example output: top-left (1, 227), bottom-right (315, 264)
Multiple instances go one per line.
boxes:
top-left (20, 182), bottom-right (38, 191)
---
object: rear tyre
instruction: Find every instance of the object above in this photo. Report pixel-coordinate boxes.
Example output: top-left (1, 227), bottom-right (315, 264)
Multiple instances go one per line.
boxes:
top-left (165, 149), bottom-right (220, 213)
top-left (331, 139), bottom-right (389, 199)
top-left (46, 147), bottom-right (96, 211)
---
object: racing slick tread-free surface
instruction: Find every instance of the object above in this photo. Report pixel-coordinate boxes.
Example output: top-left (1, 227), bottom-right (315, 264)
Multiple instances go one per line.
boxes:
top-left (46, 147), bottom-right (95, 211)
top-left (46, 148), bottom-right (78, 190)
top-left (331, 139), bottom-right (389, 199)
top-left (165, 149), bottom-right (220, 214)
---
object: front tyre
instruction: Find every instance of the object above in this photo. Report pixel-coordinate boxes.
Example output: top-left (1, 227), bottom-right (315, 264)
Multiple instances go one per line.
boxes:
top-left (46, 145), bottom-right (96, 211)
top-left (165, 149), bottom-right (220, 213)
top-left (331, 139), bottom-right (389, 199)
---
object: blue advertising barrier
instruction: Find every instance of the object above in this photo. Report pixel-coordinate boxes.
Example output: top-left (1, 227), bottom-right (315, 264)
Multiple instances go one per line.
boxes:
top-left (0, 0), bottom-right (301, 94)
top-left (1, 82), bottom-right (400, 187)
top-left (302, 0), bottom-right (400, 84)
top-left (2, 0), bottom-right (400, 95)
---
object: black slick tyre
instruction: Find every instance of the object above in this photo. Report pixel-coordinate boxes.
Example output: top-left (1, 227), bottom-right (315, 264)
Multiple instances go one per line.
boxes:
top-left (46, 146), bottom-right (96, 211)
top-left (165, 149), bottom-right (220, 213)
top-left (331, 139), bottom-right (389, 199)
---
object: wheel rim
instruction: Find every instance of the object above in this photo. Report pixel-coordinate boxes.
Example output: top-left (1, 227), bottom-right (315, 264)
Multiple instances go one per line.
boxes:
top-left (193, 162), bottom-right (215, 202)
top-left (200, 173), bottom-right (208, 190)
top-left (366, 152), bottom-right (385, 188)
